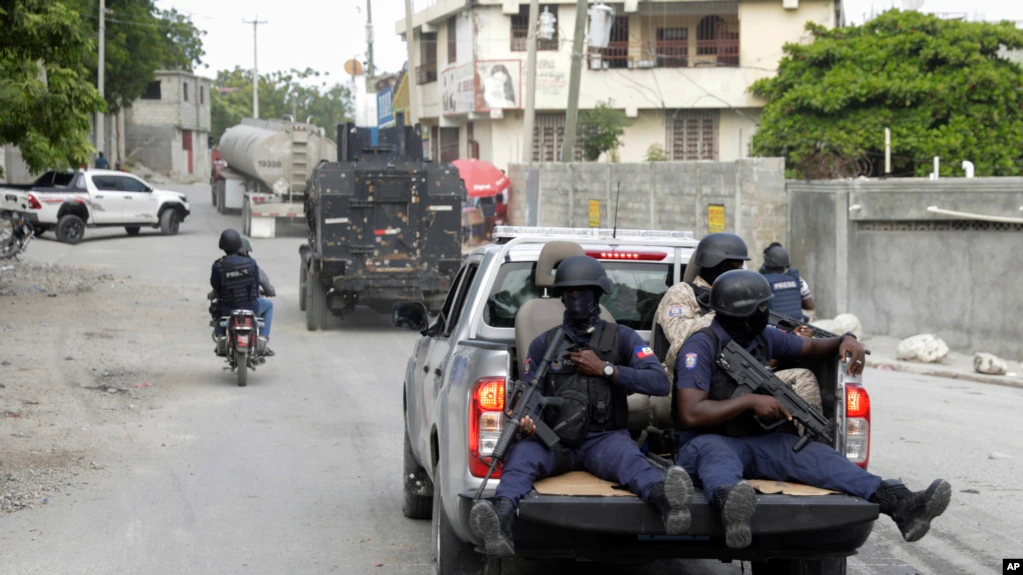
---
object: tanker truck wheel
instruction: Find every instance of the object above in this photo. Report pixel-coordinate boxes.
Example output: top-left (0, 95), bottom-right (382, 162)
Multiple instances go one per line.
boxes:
top-left (306, 274), bottom-right (328, 331)
top-left (299, 262), bottom-right (308, 312)
top-left (242, 197), bottom-right (251, 237)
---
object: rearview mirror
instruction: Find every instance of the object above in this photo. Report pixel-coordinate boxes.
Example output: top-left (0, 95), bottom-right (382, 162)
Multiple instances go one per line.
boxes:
top-left (392, 301), bottom-right (429, 332)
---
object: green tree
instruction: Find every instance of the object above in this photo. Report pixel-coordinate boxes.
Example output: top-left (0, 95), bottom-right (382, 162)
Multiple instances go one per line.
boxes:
top-left (73, 0), bottom-right (206, 113)
top-left (750, 10), bottom-right (1023, 178)
top-left (0, 0), bottom-right (105, 177)
top-left (645, 143), bottom-right (668, 162)
top-left (578, 100), bottom-right (631, 162)
top-left (210, 67), bottom-right (354, 143)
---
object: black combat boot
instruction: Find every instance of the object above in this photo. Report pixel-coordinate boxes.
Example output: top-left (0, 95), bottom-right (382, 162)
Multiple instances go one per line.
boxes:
top-left (469, 496), bottom-right (516, 557)
top-left (873, 478), bottom-right (951, 542)
top-left (649, 466), bottom-right (694, 535)
top-left (713, 481), bottom-right (757, 549)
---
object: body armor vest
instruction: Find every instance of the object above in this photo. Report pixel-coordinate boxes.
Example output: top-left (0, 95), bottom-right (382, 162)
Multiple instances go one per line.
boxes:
top-left (688, 282), bottom-right (712, 315)
top-left (763, 269), bottom-right (803, 320)
top-left (217, 255), bottom-right (259, 309)
top-left (671, 327), bottom-right (791, 438)
top-left (543, 322), bottom-right (627, 447)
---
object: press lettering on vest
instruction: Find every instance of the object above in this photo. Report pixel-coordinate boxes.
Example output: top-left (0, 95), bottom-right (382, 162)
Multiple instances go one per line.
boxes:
top-left (772, 281), bottom-right (798, 289)
top-left (225, 269), bottom-right (252, 279)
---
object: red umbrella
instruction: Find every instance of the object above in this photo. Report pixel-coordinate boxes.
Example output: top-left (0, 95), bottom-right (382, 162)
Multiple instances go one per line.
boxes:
top-left (451, 159), bottom-right (510, 198)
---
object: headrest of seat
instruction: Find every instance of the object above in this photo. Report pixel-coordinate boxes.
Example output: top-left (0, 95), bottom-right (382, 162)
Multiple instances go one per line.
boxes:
top-left (535, 241), bottom-right (585, 289)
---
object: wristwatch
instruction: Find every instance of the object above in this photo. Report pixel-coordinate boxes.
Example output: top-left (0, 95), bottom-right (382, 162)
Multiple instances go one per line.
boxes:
top-left (602, 361), bottom-right (615, 380)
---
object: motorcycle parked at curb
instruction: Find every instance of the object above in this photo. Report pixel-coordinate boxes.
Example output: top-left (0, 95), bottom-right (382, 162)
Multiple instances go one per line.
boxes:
top-left (208, 294), bottom-right (268, 386)
top-left (0, 216), bottom-right (36, 260)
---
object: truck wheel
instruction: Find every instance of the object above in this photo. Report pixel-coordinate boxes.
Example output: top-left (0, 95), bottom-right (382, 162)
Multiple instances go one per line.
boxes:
top-left (217, 184), bottom-right (226, 215)
top-left (125, 226), bottom-right (141, 236)
top-left (57, 214), bottom-right (86, 245)
top-left (159, 209), bottom-right (180, 235)
top-left (299, 262), bottom-right (308, 312)
top-left (753, 558), bottom-right (847, 575)
top-left (432, 464), bottom-right (487, 575)
top-left (305, 273), bottom-right (328, 331)
top-left (211, 185), bottom-right (218, 207)
top-left (403, 425), bottom-right (433, 520)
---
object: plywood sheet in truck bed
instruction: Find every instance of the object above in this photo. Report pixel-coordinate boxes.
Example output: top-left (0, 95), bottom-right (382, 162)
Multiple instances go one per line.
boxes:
top-left (532, 472), bottom-right (839, 497)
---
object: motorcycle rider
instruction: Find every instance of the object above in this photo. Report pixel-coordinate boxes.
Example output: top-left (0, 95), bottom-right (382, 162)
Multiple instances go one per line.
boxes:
top-left (210, 229), bottom-right (261, 347)
top-left (239, 238), bottom-right (275, 356)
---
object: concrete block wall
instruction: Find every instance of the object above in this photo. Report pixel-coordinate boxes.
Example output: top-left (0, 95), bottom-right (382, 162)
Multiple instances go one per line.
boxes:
top-left (789, 178), bottom-right (1023, 359)
top-left (507, 159), bottom-right (788, 269)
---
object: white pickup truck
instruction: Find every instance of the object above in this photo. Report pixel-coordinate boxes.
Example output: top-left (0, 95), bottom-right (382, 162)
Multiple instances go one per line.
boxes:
top-left (0, 170), bottom-right (190, 244)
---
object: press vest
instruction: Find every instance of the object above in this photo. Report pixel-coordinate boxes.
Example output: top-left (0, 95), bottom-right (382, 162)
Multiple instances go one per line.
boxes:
top-left (217, 255), bottom-right (259, 310)
top-left (671, 327), bottom-right (795, 438)
top-left (763, 269), bottom-right (803, 319)
top-left (543, 322), bottom-right (627, 447)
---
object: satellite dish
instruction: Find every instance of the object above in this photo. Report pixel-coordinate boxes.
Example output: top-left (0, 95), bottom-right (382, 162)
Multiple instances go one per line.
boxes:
top-left (344, 59), bottom-right (364, 76)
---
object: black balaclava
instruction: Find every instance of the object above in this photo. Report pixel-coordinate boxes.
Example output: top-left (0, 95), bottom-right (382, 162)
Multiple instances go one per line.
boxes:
top-left (716, 308), bottom-right (770, 347)
top-left (700, 260), bottom-right (739, 286)
top-left (561, 288), bottom-right (602, 339)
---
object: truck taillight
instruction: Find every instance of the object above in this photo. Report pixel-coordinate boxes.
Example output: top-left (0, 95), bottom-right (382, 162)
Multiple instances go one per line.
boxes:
top-left (845, 385), bottom-right (870, 469)
top-left (469, 377), bottom-right (505, 478)
top-left (585, 250), bottom-right (667, 261)
top-left (27, 194), bottom-right (42, 210)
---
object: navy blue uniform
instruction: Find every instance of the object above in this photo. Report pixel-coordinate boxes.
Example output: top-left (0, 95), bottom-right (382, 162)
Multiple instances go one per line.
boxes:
top-left (211, 256), bottom-right (260, 336)
top-left (495, 321), bottom-right (670, 506)
top-left (674, 322), bottom-right (881, 504)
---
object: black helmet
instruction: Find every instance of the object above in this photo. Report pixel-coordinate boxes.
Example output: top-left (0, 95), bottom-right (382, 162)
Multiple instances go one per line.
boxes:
top-left (694, 232), bottom-right (750, 268)
top-left (762, 242), bottom-right (789, 269)
top-left (552, 255), bottom-right (612, 295)
top-left (241, 237), bottom-right (253, 254)
top-left (709, 270), bottom-right (774, 318)
top-left (219, 229), bottom-right (243, 253)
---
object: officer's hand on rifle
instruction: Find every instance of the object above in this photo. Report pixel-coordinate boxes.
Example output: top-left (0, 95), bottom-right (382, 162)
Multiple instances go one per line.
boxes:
top-left (749, 395), bottom-right (792, 423)
top-left (518, 415), bottom-right (537, 437)
top-left (568, 349), bottom-right (613, 379)
top-left (839, 336), bottom-right (867, 377)
top-left (794, 325), bottom-right (814, 338)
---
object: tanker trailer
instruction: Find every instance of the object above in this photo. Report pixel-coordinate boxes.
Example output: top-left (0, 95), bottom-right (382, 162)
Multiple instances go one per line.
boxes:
top-left (213, 117), bottom-right (337, 237)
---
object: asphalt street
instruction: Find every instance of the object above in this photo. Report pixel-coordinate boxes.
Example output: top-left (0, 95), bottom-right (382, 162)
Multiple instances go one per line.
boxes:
top-left (0, 183), bottom-right (1017, 574)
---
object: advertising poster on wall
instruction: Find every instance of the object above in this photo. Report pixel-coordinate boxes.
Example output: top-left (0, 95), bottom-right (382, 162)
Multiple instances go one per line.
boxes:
top-left (441, 63), bottom-right (475, 116)
top-left (474, 60), bottom-right (522, 111)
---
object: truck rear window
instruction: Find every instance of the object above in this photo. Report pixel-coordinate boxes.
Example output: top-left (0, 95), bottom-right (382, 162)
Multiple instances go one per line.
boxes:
top-left (484, 261), bottom-right (672, 330)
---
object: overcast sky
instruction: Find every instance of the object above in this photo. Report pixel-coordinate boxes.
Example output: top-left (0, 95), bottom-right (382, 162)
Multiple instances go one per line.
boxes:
top-left (155, 0), bottom-right (1023, 85)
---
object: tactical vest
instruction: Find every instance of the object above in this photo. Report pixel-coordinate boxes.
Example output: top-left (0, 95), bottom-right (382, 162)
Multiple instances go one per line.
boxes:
top-left (671, 327), bottom-right (792, 438)
top-left (688, 282), bottom-right (712, 315)
top-left (217, 255), bottom-right (259, 309)
top-left (543, 322), bottom-right (627, 447)
top-left (763, 269), bottom-right (803, 320)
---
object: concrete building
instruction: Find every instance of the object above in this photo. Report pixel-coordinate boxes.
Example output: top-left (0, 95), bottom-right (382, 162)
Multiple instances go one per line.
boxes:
top-left (125, 70), bottom-right (213, 182)
top-left (396, 0), bottom-right (839, 170)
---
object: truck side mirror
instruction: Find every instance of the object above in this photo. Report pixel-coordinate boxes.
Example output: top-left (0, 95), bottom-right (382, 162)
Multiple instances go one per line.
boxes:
top-left (392, 301), bottom-right (429, 332)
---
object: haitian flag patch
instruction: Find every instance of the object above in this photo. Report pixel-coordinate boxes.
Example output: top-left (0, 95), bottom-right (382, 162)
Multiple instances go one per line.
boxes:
top-left (634, 346), bottom-right (654, 359)
top-left (685, 353), bottom-right (698, 369)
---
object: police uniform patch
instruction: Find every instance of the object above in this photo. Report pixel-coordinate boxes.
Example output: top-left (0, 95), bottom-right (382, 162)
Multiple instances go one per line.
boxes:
top-left (523, 358), bottom-right (531, 374)
top-left (635, 346), bottom-right (654, 359)
top-left (668, 306), bottom-right (685, 318)
top-left (685, 353), bottom-right (698, 369)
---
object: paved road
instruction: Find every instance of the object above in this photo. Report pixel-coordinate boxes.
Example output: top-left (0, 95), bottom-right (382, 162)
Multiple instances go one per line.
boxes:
top-left (0, 184), bottom-right (1016, 574)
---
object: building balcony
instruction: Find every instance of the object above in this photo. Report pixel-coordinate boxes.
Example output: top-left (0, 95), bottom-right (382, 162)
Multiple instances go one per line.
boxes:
top-left (417, 62), bottom-right (438, 85)
top-left (587, 37), bottom-right (740, 71)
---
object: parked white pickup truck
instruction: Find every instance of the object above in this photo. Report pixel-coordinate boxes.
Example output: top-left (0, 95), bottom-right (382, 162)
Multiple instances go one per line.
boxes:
top-left (0, 170), bottom-right (190, 244)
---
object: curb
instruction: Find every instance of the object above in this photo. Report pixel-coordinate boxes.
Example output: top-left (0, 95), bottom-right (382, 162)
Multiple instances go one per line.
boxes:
top-left (866, 358), bottom-right (1023, 390)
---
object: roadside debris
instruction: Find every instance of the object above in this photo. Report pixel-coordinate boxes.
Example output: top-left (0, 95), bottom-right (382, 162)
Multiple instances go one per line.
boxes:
top-left (896, 334), bottom-right (950, 363)
top-left (812, 313), bottom-right (863, 339)
top-left (973, 352), bottom-right (1008, 376)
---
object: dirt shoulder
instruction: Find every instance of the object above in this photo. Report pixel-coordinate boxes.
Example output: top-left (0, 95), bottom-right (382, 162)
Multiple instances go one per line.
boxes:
top-left (0, 263), bottom-right (202, 513)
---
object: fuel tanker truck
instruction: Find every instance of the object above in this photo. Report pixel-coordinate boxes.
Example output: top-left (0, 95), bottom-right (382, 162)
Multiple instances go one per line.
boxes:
top-left (213, 117), bottom-right (337, 238)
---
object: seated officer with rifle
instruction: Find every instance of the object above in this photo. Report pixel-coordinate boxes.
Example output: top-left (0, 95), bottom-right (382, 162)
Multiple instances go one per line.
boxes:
top-left (470, 256), bottom-right (694, 557)
top-left (672, 269), bottom-right (951, 550)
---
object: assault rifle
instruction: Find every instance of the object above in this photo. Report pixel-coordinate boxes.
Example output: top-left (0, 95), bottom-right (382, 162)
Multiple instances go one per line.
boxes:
top-left (474, 328), bottom-right (569, 501)
top-left (717, 339), bottom-right (835, 452)
top-left (768, 310), bottom-right (871, 355)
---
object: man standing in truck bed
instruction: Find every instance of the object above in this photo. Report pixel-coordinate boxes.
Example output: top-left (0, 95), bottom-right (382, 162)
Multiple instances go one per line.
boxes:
top-left (470, 256), bottom-right (694, 557)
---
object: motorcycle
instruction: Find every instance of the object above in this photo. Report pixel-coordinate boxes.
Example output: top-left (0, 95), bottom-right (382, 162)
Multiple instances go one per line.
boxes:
top-left (0, 216), bottom-right (36, 260)
top-left (208, 294), bottom-right (268, 387)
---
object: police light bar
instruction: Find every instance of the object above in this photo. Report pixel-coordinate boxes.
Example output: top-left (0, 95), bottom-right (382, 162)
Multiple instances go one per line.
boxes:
top-left (493, 226), bottom-right (695, 242)
top-left (586, 250), bottom-right (667, 261)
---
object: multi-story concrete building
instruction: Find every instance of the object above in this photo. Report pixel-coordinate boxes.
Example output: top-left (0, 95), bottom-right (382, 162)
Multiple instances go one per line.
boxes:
top-left (125, 70), bottom-right (212, 182)
top-left (396, 0), bottom-right (839, 169)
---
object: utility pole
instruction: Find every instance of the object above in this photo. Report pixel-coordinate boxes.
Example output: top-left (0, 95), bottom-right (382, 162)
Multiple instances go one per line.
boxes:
top-left (522, 0), bottom-right (541, 165)
top-left (97, 0), bottom-right (106, 156)
top-left (366, 0), bottom-right (375, 78)
top-left (403, 0), bottom-right (418, 124)
top-left (243, 17), bottom-right (268, 119)
top-left (561, 0), bottom-right (587, 162)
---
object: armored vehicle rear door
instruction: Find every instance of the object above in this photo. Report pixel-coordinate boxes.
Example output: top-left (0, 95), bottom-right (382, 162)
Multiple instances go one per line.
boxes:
top-left (350, 168), bottom-right (422, 274)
